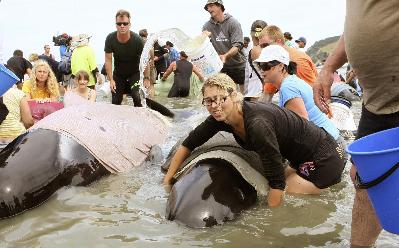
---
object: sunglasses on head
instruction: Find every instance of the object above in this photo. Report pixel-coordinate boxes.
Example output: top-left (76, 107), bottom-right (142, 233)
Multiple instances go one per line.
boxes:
top-left (116, 22), bottom-right (130, 26)
top-left (257, 61), bottom-right (281, 71)
top-left (259, 42), bottom-right (271, 48)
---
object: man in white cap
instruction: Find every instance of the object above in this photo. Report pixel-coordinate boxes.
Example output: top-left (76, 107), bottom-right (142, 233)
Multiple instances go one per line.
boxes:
top-left (203, 0), bottom-right (246, 93)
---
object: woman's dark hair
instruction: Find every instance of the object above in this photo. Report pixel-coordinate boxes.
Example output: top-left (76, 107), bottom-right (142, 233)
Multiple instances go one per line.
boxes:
top-left (285, 61), bottom-right (297, 75)
top-left (75, 70), bottom-right (90, 81)
top-left (180, 51), bottom-right (188, 58)
top-left (268, 60), bottom-right (297, 75)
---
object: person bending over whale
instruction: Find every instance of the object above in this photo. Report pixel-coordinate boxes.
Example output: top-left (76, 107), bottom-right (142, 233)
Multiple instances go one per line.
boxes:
top-left (163, 73), bottom-right (345, 207)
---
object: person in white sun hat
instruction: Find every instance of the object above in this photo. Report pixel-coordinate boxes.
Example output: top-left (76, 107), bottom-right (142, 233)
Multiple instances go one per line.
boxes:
top-left (71, 34), bottom-right (103, 90)
top-left (255, 45), bottom-right (347, 162)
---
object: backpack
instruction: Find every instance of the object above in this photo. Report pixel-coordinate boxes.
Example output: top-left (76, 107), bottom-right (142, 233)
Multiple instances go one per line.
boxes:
top-left (58, 48), bottom-right (73, 75)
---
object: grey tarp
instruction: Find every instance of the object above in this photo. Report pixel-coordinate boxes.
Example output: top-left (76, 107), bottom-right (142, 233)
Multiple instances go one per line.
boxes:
top-left (164, 132), bottom-right (270, 196)
top-left (31, 92), bottom-right (169, 173)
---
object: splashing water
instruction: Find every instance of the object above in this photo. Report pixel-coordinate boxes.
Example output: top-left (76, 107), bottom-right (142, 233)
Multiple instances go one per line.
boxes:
top-left (139, 28), bottom-right (223, 106)
top-left (139, 29), bottom-right (191, 107)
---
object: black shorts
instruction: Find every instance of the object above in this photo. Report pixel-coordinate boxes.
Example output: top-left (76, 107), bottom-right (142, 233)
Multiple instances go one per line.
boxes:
top-left (112, 74), bottom-right (142, 107)
top-left (221, 67), bottom-right (245, 85)
top-left (295, 134), bottom-right (346, 189)
top-left (356, 105), bottom-right (399, 139)
top-left (155, 61), bottom-right (167, 80)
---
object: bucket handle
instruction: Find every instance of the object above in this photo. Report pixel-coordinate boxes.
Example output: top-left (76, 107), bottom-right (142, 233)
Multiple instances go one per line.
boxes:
top-left (355, 162), bottom-right (399, 189)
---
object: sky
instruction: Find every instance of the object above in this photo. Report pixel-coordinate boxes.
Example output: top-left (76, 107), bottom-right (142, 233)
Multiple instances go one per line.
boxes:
top-left (0, 0), bottom-right (346, 64)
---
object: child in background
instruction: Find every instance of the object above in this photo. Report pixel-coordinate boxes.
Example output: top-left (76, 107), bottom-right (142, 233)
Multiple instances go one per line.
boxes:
top-left (72, 70), bottom-right (96, 102)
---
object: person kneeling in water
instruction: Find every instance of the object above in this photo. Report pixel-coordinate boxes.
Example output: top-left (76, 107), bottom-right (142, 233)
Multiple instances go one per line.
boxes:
top-left (163, 73), bottom-right (345, 207)
top-left (255, 45), bottom-right (347, 163)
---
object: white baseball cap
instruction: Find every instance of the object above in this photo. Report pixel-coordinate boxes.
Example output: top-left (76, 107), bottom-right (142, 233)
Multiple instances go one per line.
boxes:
top-left (254, 45), bottom-right (289, 65)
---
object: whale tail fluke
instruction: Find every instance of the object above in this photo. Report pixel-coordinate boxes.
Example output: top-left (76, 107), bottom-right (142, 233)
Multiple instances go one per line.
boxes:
top-left (146, 98), bottom-right (175, 118)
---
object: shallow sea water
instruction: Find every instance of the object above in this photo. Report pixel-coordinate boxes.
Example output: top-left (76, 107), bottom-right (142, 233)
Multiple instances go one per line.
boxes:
top-left (0, 88), bottom-right (398, 248)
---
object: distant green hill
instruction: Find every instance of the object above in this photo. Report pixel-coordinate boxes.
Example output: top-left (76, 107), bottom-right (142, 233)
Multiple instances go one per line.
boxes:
top-left (306, 36), bottom-right (340, 65)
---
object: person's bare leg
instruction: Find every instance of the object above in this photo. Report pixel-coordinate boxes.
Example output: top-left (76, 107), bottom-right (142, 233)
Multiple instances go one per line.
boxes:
top-left (284, 166), bottom-right (296, 178)
top-left (59, 84), bottom-right (66, 96)
top-left (350, 165), bottom-right (382, 247)
top-left (149, 65), bottom-right (156, 97)
top-left (285, 172), bottom-right (322, 194)
top-left (148, 84), bottom-right (155, 97)
top-left (239, 84), bottom-right (245, 94)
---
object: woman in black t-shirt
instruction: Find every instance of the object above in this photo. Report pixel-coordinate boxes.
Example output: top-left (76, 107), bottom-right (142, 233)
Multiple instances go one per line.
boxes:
top-left (163, 73), bottom-right (345, 207)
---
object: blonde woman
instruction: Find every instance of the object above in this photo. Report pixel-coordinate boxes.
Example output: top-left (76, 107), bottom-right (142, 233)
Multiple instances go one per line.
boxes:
top-left (163, 73), bottom-right (345, 207)
top-left (22, 59), bottom-right (60, 101)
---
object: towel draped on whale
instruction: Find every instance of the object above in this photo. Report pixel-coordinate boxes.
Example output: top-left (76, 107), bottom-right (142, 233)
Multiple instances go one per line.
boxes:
top-left (32, 92), bottom-right (169, 173)
top-left (165, 131), bottom-right (270, 196)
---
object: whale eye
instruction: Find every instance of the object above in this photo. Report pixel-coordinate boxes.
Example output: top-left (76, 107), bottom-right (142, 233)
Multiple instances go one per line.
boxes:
top-left (234, 187), bottom-right (245, 201)
top-left (203, 215), bottom-right (218, 227)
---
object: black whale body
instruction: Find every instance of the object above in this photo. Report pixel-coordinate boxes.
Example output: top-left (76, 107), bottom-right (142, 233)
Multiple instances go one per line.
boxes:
top-left (164, 132), bottom-right (268, 228)
top-left (0, 129), bottom-right (110, 219)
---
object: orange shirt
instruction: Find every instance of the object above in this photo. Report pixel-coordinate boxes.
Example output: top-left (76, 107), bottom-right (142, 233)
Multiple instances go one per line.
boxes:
top-left (264, 46), bottom-right (318, 93)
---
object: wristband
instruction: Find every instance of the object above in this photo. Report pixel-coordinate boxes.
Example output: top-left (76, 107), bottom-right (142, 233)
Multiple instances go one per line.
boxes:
top-left (144, 76), bottom-right (150, 80)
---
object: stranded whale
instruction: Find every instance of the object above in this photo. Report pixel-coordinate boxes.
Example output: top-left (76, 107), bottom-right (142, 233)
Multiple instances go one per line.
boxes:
top-left (0, 94), bottom-right (168, 219)
top-left (163, 132), bottom-right (269, 228)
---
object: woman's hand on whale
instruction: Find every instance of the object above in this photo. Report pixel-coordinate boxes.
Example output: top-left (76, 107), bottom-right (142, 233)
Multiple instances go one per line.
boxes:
top-left (163, 145), bottom-right (191, 187)
top-left (267, 188), bottom-right (285, 207)
top-left (163, 183), bottom-right (172, 193)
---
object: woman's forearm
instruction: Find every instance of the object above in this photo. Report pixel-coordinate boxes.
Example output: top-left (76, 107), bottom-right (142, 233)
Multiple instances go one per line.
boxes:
top-left (163, 145), bottom-right (191, 185)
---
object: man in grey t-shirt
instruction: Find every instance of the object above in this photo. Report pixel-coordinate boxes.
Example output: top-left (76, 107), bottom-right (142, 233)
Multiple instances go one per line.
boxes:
top-left (202, 0), bottom-right (246, 93)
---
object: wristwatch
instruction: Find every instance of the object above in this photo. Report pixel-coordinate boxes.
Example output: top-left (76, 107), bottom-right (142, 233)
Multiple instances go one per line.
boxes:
top-left (144, 76), bottom-right (150, 80)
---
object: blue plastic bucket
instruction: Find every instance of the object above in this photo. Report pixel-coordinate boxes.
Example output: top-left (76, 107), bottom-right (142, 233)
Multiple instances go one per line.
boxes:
top-left (0, 64), bottom-right (19, 96)
top-left (346, 127), bottom-right (399, 234)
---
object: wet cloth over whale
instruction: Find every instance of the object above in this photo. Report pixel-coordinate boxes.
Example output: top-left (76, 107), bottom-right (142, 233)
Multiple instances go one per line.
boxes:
top-left (165, 131), bottom-right (270, 196)
top-left (32, 92), bottom-right (169, 173)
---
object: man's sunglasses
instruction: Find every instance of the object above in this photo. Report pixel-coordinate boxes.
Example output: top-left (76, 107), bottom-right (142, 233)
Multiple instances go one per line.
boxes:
top-left (116, 22), bottom-right (130, 26)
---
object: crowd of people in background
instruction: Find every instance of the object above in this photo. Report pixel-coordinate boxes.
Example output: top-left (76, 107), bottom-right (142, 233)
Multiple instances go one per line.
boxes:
top-left (1, 0), bottom-right (393, 247)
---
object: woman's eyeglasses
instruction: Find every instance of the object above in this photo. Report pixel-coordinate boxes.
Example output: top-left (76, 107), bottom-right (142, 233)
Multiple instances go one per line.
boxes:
top-left (202, 95), bottom-right (229, 107)
top-left (116, 22), bottom-right (130, 26)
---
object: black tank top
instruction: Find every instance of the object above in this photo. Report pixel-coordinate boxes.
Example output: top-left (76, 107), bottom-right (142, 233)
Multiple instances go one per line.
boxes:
top-left (174, 60), bottom-right (193, 87)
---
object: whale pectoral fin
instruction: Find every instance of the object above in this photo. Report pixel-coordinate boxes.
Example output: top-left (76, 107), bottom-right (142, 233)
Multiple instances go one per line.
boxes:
top-left (145, 98), bottom-right (174, 118)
